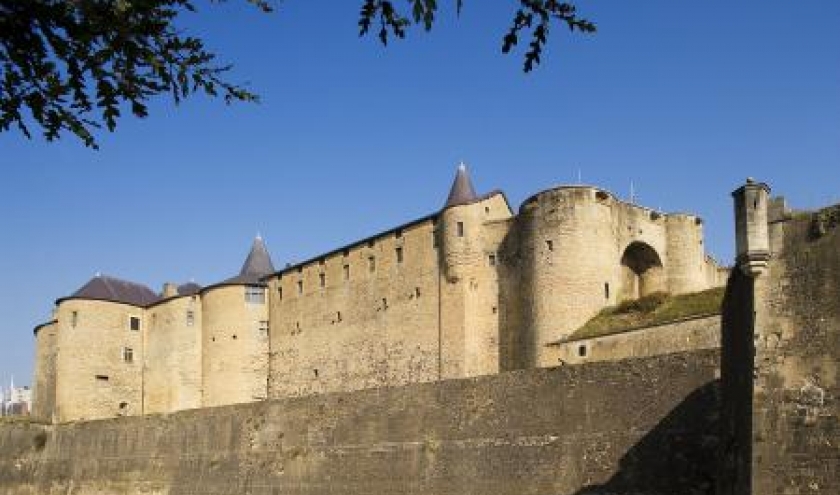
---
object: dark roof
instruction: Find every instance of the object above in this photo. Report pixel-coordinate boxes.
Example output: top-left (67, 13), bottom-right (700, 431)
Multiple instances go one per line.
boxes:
top-left (58, 275), bottom-right (159, 307)
top-left (177, 282), bottom-right (202, 296)
top-left (216, 236), bottom-right (276, 286)
top-left (444, 163), bottom-right (478, 208)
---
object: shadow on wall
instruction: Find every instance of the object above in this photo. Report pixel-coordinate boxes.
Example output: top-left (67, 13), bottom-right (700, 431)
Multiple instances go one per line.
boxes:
top-left (573, 380), bottom-right (721, 495)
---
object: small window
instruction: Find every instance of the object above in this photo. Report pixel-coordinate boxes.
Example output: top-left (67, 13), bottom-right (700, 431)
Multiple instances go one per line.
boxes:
top-left (368, 256), bottom-right (376, 273)
top-left (492, 306), bottom-right (498, 314)
top-left (604, 283), bottom-right (610, 300)
top-left (343, 264), bottom-right (350, 280)
top-left (297, 280), bottom-right (303, 294)
top-left (71, 311), bottom-right (78, 328)
top-left (336, 311), bottom-right (342, 322)
top-left (122, 347), bottom-right (134, 363)
top-left (277, 286), bottom-right (283, 300)
top-left (318, 258), bottom-right (325, 266)
top-left (578, 345), bottom-right (587, 357)
top-left (186, 310), bottom-right (195, 326)
top-left (457, 222), bottom-right (464, 237)
top-left (395, 229), bottom-right (403, 238)
top-left (396, 247), bottom-right (404, 264)
top-left (95, 374), bottom-right (109, 382)
top-left (313, 369), bottom-right (319, 378)
top-left (319, 272), bottom-right (326, 288)
top-left (488, 254), bottom-right (497, 266)
top-left (415, 287), bottom-right (421, 298)
top-left (342, 248), bottom-right (350, 257)
top-left (545, 240), bottom-right (554, 252)
top-left (485, 206), bottom-right (490, 214)
top-left (367, 240), bottom-right (375, 248)
top-left (245, 286), bottom-right (265, 304)
top-left (129, 316), bottom-right (141, 331)
top-left (232, 334), bottom-right (237, 340)
top-left (259, 320), bottom-right (269, 332)
top-left (382, 297), bottom-right (388, 310)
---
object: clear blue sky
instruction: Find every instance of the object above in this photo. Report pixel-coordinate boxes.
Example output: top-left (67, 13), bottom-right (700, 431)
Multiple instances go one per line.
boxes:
top-left (1, 1), bottom-right (838, 385)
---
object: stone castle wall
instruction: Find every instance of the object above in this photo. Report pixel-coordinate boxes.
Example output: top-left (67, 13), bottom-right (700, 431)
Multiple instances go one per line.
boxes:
top-left (514, 186), bottom-right (711, 367)
top-left (736, 205), bottom-right (839, 495)
top-left (145, 295), bottom-right (203, 414)
top-left (0, 350), bottom-right (720, 495)
top-left (202, 285), bottom-right (269, 407)
top-left (266, 192), bottom-right (513, 399)
top-left (33, 178), bottom-right (723, 422)
top-left (53, 300), bottom-right (144, 422)
top-left (31, 321), bottom-right (57, 422)
top-left (551, 314), bottom-right (721, 365)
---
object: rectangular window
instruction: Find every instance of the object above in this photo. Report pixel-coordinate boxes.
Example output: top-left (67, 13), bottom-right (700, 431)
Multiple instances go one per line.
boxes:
top-left (343, 264), bottom-right (350, 280)
top-left (396, 247), bottom-right (404, 264)
top-left (319, 272), bottom-right (326, 288)
top-left (368, 256), bottom-right (376, 273)
top-left (71, 311), bottom-right (78, 328)
top-left (604, 282), bottom-right (610, 300)
top-left (129, 316), bottom-right (141, 331)
top-left (277, 286), bottom-right (283, 300)
top-left (95, 375), bottom-right (109, 382)
top-left (122, 347), bottom-right (134, 363)
top-left (546, 240), bottom-right (554, 252)
top-left (244, 286), bottom-right (266, 304)
top-left (297, 280), bottom-right (303, 294)
top-left (259, 320), bottom-right (269, 332)
top-left (488, 253), bottom-right (497, 266)
top-left (186, 310), bottom-right (195, 326)
top-left (457, 222), bottom-right (464, 237)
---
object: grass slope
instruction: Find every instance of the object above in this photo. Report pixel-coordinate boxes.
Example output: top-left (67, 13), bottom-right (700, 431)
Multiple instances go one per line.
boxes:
top-left (568, 286), bottom-right (725, 342)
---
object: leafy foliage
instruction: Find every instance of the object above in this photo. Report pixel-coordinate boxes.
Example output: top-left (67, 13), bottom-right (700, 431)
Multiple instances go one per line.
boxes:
top-left (1, 1), bottom-right (595, 148)
top-left (358, 1), bottom-right (596, 72)
top-left (0, 0), bottom-right (266, 148)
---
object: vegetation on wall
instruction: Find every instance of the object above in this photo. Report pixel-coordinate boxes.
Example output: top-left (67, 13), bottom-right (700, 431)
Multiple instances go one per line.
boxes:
top-left (570, 287), bottom-right (725, 341)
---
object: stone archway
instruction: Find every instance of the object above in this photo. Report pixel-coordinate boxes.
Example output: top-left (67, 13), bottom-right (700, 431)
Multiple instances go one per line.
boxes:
top-left (620, 242), bottom-right (665, 300)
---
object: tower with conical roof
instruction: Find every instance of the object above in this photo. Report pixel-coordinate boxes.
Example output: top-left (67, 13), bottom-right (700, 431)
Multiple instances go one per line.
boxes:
top-left (437, 163), bottom-right (513, 379)
top-left (201, 236), bottom-right (275, 408)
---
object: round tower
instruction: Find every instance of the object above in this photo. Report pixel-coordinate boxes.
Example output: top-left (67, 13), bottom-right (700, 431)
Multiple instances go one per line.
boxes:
top-left (201, 236), bottom-right (275, 407)
top-left (32, 320), bottom-right (57, 422)
top-left (665, 213), bottom-right (707, 294)
top-left (519, 186), bottom-right (618, 367)
top-left (440, 163), bottom-right (484, 282)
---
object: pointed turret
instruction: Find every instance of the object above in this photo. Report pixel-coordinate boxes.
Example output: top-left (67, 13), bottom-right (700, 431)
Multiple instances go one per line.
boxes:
top-left (240, 235), bottom-right (275, 277)
top-left (444, 162), bottom-right (478, 208)
top-left (222, 236), bottom-right (276, 285)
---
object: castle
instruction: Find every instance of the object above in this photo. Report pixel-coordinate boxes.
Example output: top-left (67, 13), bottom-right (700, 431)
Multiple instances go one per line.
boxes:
top-left (31, 165), bottom-right (728, 423)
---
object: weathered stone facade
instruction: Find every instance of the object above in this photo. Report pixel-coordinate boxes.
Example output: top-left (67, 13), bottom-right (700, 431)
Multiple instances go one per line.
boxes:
top-left (14, 175), bottom-right (838, 495)
top-left (31, 166), bottom-right (725, 422)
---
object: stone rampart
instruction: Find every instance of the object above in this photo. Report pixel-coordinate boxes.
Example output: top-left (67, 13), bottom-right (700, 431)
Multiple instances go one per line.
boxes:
top-left (0, 350), bottom-right (719, 495)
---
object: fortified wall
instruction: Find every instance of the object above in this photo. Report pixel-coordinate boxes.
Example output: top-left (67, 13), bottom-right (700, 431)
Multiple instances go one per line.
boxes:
top-left (30, 165), bottom-right (725, 423)
top-left (8, 178), bottom-right (838, 495)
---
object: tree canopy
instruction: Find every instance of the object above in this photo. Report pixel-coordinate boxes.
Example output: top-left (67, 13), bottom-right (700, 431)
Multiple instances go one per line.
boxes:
top-left (0, 1), bottom-right (595, 148)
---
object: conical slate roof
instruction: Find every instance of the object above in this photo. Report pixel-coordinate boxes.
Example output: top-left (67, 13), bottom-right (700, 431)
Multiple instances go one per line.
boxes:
top-left (222, 236), bottom-right (276, 285)
top-left (444, 162), bottom-right (478, 208)
top-left (177, 282), bottom-right (202, 296)
top-left (63, 275), bottom-right (159, 306)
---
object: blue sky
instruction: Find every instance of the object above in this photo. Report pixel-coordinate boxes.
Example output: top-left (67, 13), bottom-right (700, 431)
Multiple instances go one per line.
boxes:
top-left (1, 1), bottom-right (838, 385)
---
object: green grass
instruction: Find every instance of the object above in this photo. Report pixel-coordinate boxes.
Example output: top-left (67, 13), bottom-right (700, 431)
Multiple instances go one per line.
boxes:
top-left (568, 286), bottom-right (725, 342)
